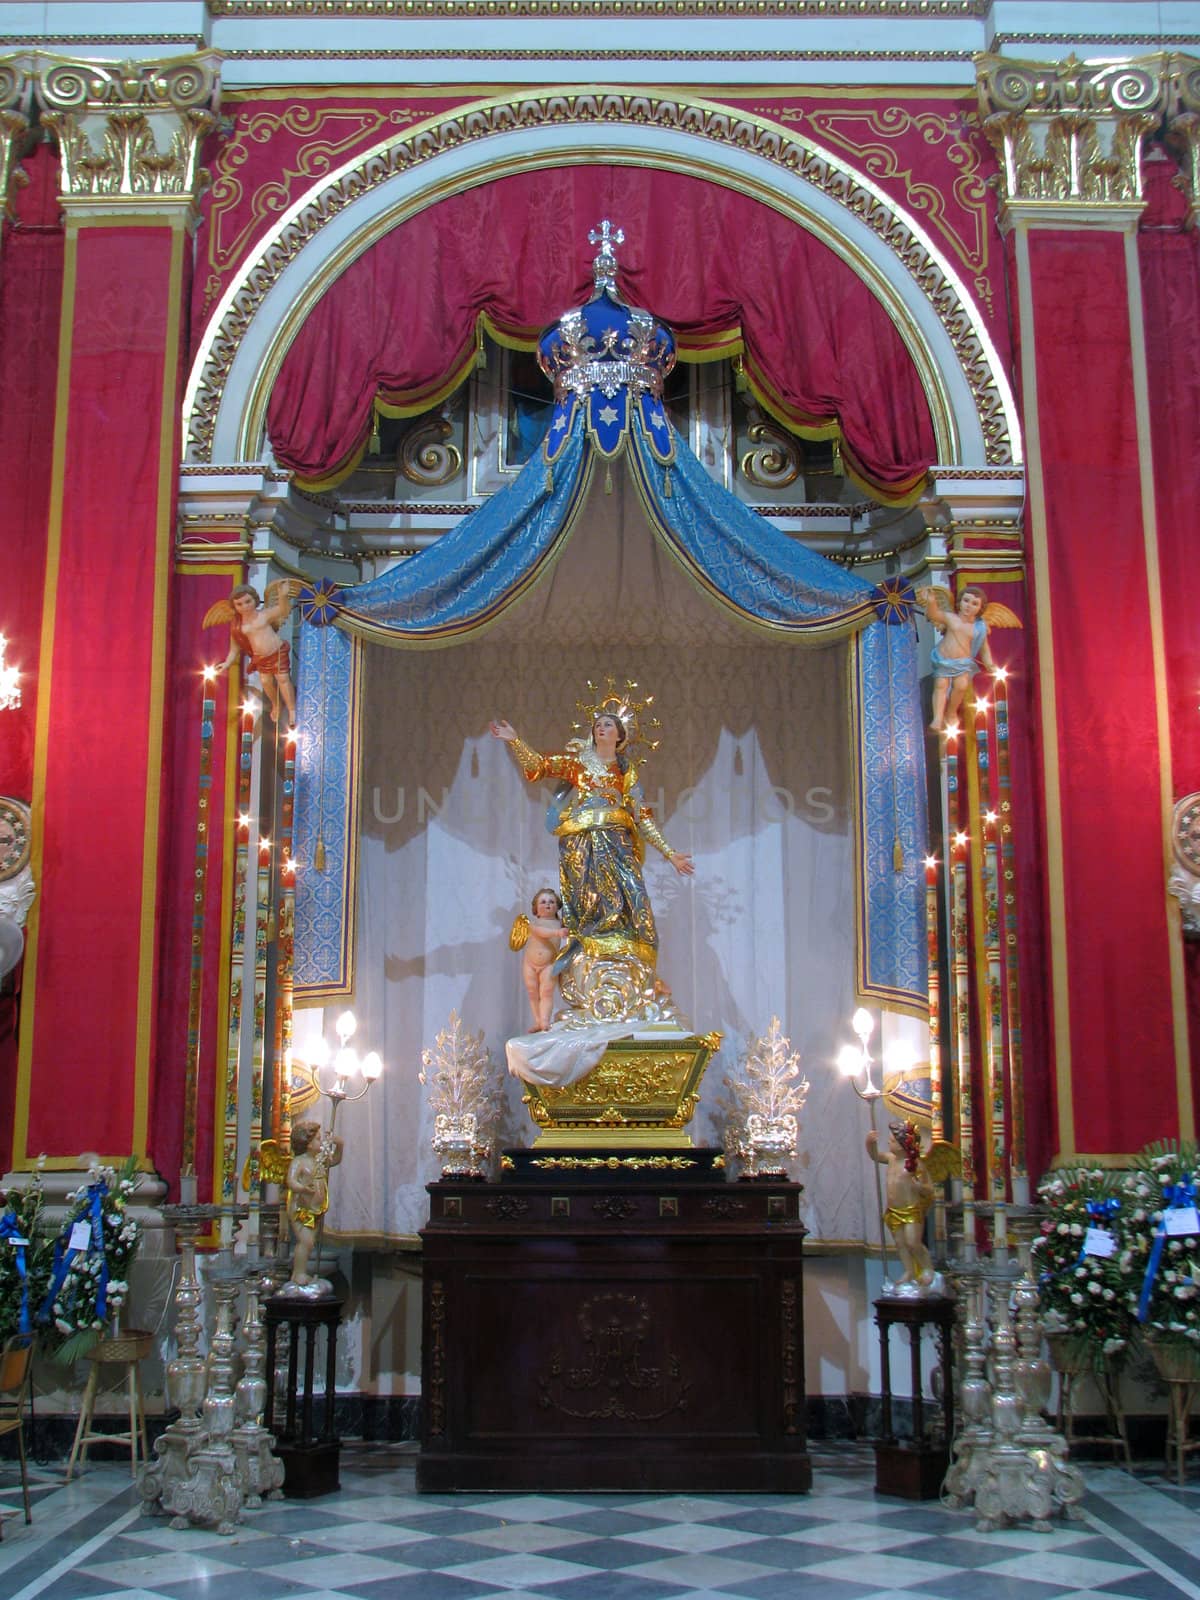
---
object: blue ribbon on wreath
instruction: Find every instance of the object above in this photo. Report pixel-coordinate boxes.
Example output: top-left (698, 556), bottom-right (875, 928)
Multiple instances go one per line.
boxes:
top-left (1137, 1176), bottom-right (1197, 1323)
top-left (88, 1180), bottom-right (109, 1322)
top-left (0, 1209), bottom-right (31, 1335)
top-left (1078, 1196), bottom-right (1120, 1266)
top-left (38, 1175), bottom-right (109, 1328)
top-left (1037, 1196), bottom-right (1122, 1287)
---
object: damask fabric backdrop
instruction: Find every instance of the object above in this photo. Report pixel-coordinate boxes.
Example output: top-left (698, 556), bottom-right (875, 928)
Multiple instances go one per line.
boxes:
top-left (312, 466), bottom-right (873, 1247)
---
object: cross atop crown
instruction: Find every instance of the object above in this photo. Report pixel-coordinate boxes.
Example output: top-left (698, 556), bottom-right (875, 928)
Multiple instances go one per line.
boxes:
top-left (588, 220), bottom-right (624, 291)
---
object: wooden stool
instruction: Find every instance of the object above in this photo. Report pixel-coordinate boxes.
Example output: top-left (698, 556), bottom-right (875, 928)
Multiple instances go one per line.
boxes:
top-left (66, 1329), bottom-right (152, 1480)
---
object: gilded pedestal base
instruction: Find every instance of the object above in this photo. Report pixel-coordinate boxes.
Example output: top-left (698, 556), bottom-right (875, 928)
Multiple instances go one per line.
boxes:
top-left (523, 1033), bottom-right (720, 1148)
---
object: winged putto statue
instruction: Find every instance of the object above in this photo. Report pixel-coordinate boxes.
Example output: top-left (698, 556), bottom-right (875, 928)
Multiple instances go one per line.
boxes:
top-left (915, 584), bottom-right (1021, 733)
top-left (867, 1119), bottom-right (961, 1294)
top-left (204, 581), bottom-right (301, 725)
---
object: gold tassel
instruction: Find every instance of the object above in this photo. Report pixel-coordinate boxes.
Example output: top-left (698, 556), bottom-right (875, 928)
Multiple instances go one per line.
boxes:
top-left (367, 402), bottom-right (381, 456)
top-left (545, 463), bottom-right (553, 495)
top-left (893, 837), bottom-right (904, 872)
top-left (315, 837), bottom-right (327, 873)
top-left (832, 437), bottom-right (844, 478)
top-left (663, 467), bottom-right (672, 499)
top-left (605, 462), bottom-right (614, 495)
top-left (733, 355), bottom-right (748, 394)
top-left (475, 325), bottom-right (487, 370)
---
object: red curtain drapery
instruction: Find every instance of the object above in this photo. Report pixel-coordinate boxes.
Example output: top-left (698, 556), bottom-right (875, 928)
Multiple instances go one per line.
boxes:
top-left (1139, 152), bottom-right (1200, 1129)
top-left (0, 144), bottom-right (62, 801)
top-left (266, 166), bottom-right (937, 502)
top-left (0, 142), bottom-right (62, 1171)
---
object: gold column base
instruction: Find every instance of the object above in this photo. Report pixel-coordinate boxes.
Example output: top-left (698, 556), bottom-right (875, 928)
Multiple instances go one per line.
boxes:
top-left (522, 1032), bottom-right (721, 1150)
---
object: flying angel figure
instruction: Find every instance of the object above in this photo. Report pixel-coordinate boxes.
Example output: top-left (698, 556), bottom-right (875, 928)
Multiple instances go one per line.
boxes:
top-left (916, 584), bottom-right (1022, 733)
top-left (204, 580), bottom-right (301, 725)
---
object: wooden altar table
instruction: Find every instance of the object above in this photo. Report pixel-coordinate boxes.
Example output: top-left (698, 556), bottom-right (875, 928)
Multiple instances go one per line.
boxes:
top-left (417, 1167), bottom-right (811, 1493)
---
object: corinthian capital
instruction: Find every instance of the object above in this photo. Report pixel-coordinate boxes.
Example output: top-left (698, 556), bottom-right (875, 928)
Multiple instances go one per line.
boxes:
top-left (1166, 53), bottom-right (1200, 226)
top-left (976, 52), bottom-right (1169, 227)
top-left (0, 55), bottom-right (36, 231)
top-left (34, 50), bottom-right (221, 213)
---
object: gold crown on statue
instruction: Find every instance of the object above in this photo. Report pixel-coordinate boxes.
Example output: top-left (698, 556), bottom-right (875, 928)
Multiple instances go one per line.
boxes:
top-left (571, 675), bottom-right (662, 755)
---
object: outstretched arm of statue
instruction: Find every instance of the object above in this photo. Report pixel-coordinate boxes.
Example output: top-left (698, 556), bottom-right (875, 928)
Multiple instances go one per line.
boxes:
top-left (489, 721), bottom-right (575, 784)
top-left (638, 806), bottom-right (695, 875)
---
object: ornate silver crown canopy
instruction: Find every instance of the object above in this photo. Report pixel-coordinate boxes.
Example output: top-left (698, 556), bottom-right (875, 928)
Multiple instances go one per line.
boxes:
top-left (536, 220), bottom-right (677, 405)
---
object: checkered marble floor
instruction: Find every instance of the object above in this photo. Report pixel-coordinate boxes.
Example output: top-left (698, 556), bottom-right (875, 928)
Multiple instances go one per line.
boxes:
top-left (0, 1445), bottom-right (1196, 1600)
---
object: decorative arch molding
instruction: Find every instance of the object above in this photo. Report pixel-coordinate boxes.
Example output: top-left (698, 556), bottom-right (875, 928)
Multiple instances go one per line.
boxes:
top-left (183, 88), bottom-right (1022, 473)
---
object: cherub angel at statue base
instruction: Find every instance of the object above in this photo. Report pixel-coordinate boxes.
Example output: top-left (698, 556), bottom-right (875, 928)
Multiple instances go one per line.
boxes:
top-left (204, 581), bottom-right (301, 725)
top-left (509, 887), bottom-right (571, 1032)
top-left (866, 1119), bottom-right (960, 1297)
top-left (916, 584), bottom-right (1021, 733)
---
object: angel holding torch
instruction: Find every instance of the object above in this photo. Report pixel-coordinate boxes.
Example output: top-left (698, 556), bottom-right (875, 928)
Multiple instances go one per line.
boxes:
top-left (866, 1119), bottom-right (959, 1291)
top-left (204, 581), bottom-right (300, 725)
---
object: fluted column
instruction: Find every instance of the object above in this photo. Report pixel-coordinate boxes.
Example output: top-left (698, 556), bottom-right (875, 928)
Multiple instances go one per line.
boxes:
top-left (976, 53), bottom-right (1194, 1164)
top-left (13, 54), bottom-right (221, 1176)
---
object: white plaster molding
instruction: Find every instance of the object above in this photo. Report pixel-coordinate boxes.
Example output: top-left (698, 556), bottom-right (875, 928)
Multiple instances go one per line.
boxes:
top-left (2, 4), bottom-right (1199, 86)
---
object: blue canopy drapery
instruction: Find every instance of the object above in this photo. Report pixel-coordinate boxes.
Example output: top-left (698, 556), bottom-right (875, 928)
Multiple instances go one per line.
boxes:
top-left (293, 399), bottom-right (927, 1011)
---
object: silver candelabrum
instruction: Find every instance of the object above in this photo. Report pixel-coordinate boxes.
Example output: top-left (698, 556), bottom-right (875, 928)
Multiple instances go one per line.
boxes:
top-left (138, 1203), bottom-right (283, 1535)
top-left (942, 1218), bottom-right (1083, 1529)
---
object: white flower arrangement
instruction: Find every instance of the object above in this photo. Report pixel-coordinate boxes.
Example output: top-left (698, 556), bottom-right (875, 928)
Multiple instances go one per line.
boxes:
top-left (46, 1156), bottom-right (142, 1364)
top-left (1032, 1166), bottom-right (1136, 1368)
top-left (1122, 1140), bottom-right (1200, 1362)
top-left (0, 1164), bottom-right (52, 1344)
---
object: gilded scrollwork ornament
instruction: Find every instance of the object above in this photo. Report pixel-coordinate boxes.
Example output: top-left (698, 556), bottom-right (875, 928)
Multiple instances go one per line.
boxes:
top-left (397, 407), bottom-right (464, 489)
top-left (739, 409), bottom-right (803, 491)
